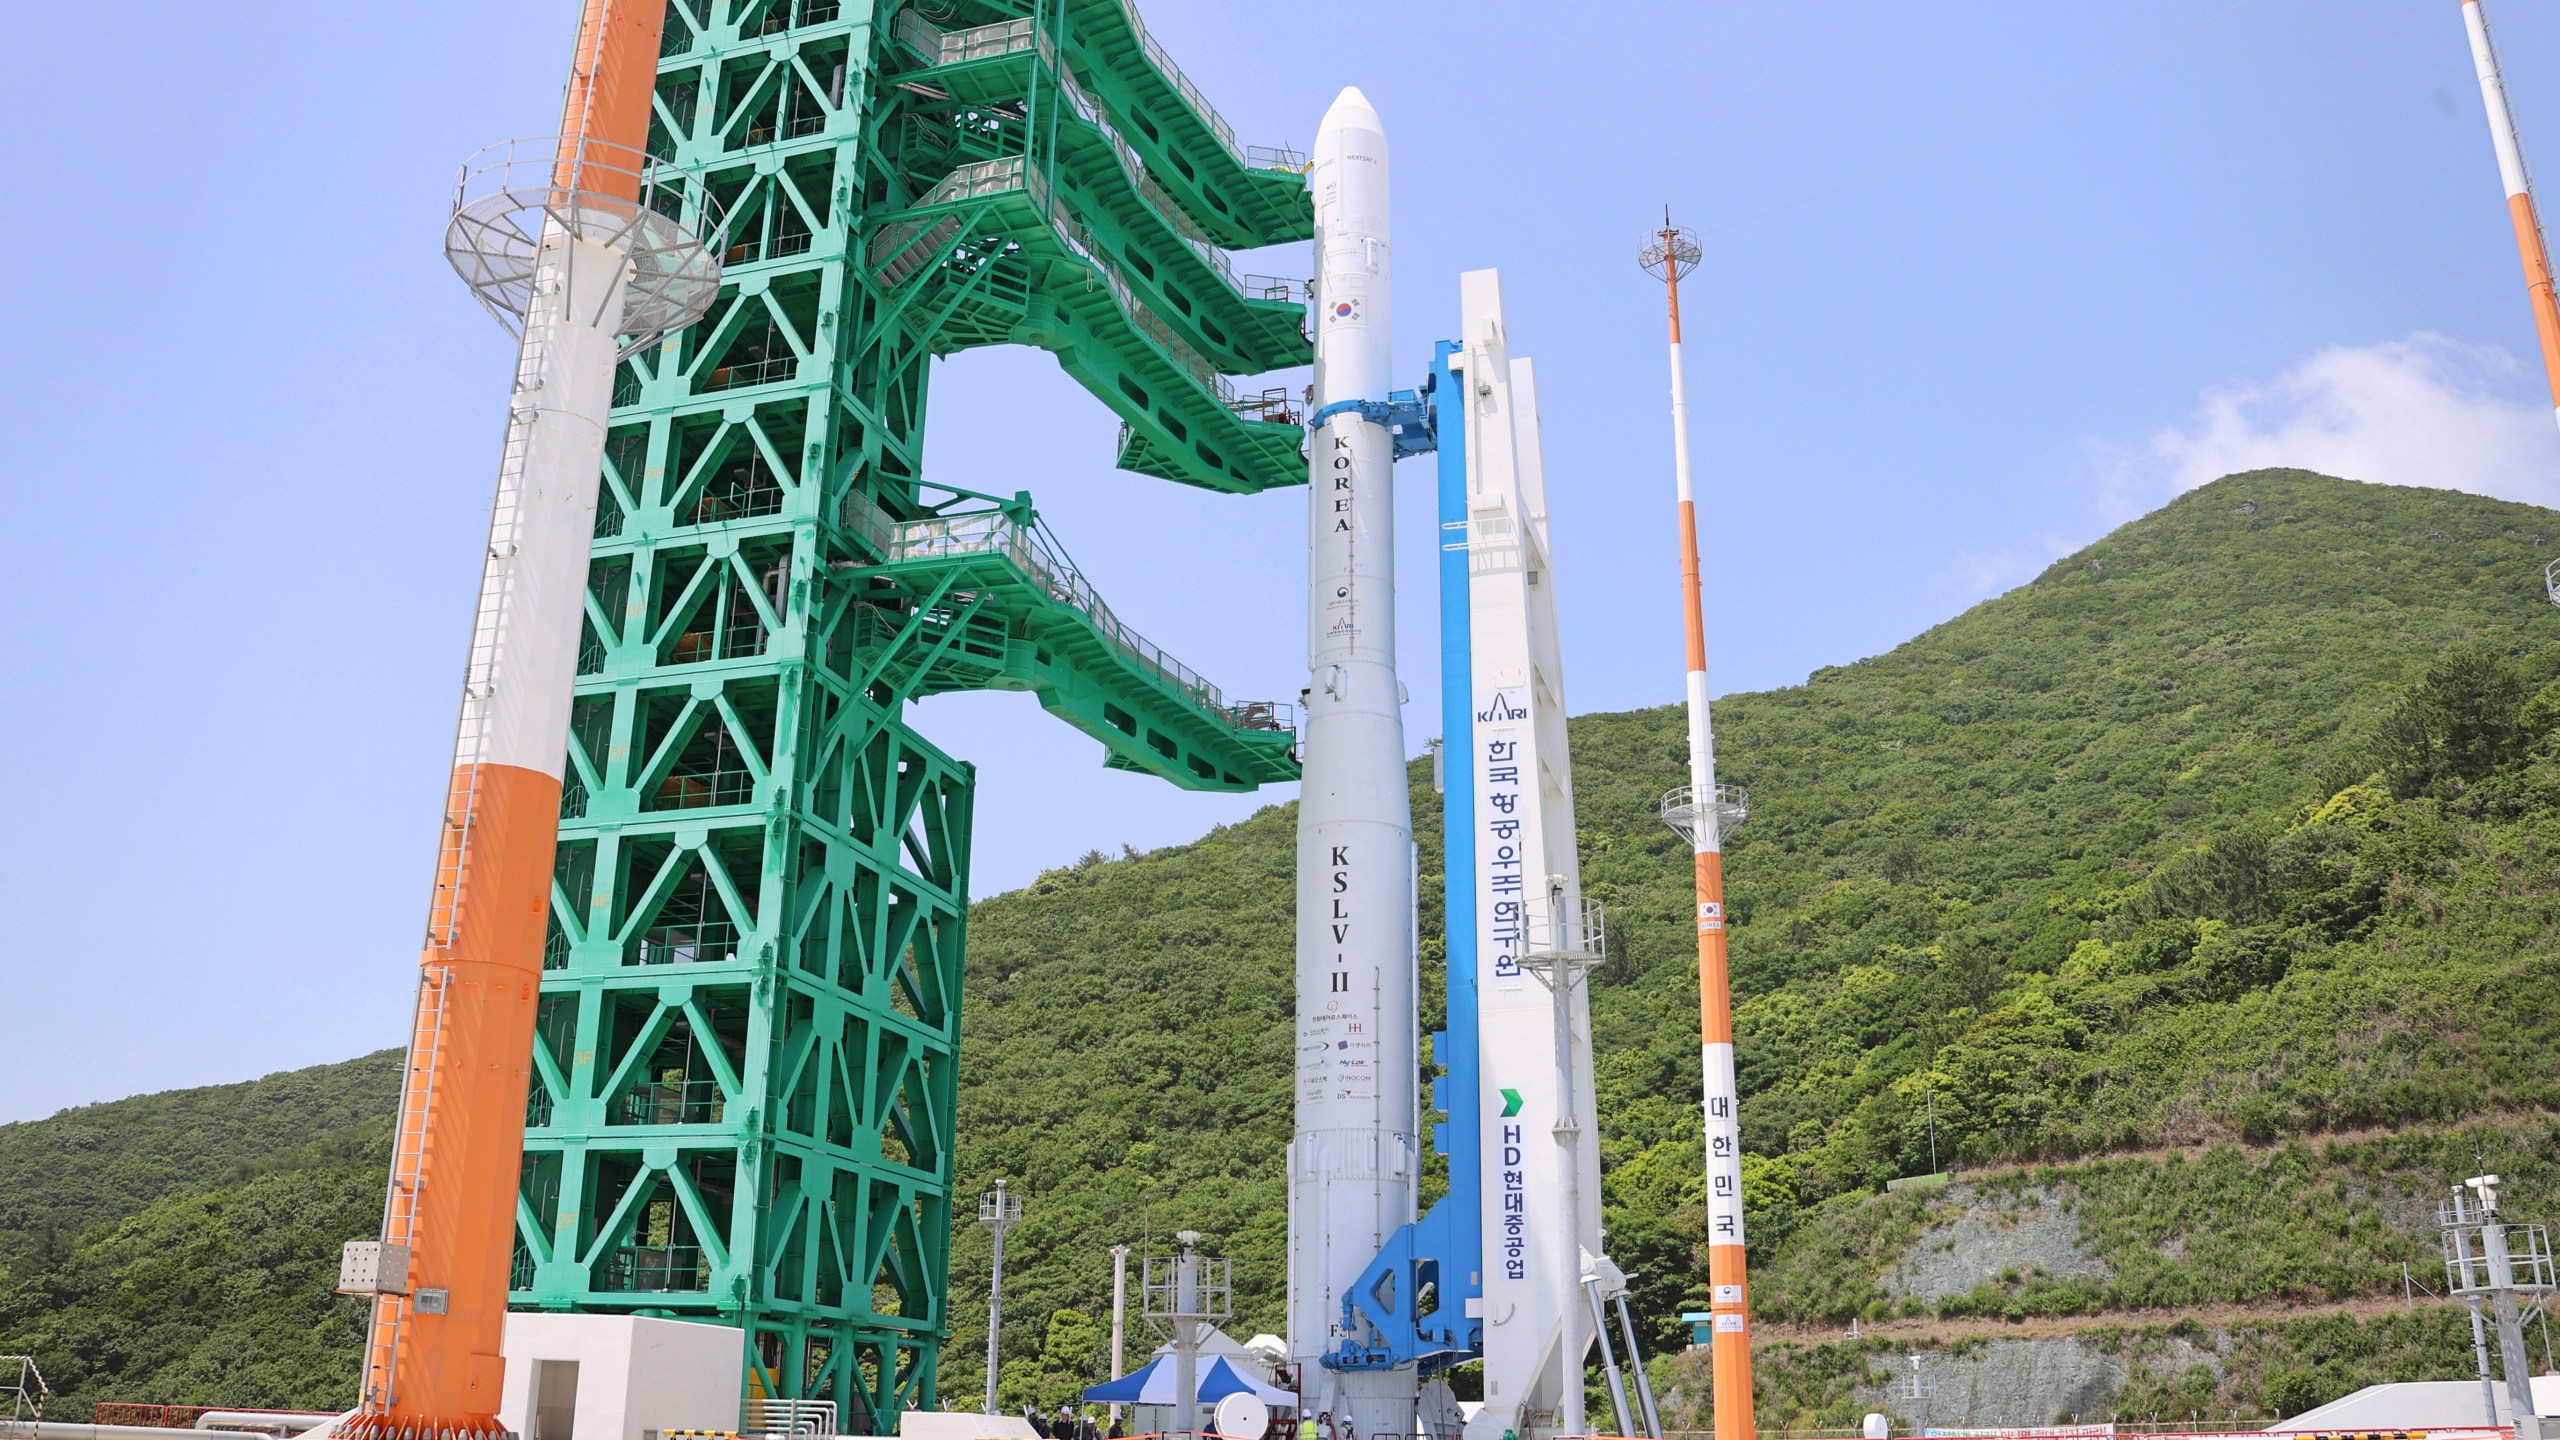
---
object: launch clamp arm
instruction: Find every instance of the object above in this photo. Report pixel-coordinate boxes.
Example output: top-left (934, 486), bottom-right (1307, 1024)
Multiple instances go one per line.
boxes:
top-left (1308, 390), bottom-right (1438, 459)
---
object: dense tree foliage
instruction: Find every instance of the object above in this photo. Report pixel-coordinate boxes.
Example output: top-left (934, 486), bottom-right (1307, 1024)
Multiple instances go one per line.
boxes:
top-left (957, 470), bottom-right (2560, 1390)
top-left (7, 472), bottom-right (2559, 1421)
top-left (0, 1128), bottom-right (382, 1419)
top-left (0, 1051), bottom-right (399, 1282)
top-left (2376, 645), bottom-right (2533, 798)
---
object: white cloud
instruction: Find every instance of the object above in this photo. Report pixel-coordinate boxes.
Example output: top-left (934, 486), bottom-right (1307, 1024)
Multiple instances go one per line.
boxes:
top-left (2100, 334), bottom-right (2560, 519)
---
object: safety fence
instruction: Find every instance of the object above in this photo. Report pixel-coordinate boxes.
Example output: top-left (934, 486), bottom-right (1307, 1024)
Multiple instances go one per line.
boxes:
top-left (878, 508), bottom-right (1245, 724)
top-left (89, 1408), bottom-right (209, 1429)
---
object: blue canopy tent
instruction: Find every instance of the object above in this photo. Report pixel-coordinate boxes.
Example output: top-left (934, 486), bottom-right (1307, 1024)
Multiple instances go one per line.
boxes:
top-left (1081, 1355), bottom-right (1296, 1411)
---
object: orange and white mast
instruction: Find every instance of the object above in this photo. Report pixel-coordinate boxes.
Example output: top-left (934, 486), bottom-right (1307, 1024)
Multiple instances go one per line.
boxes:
top-left (339, 4), bottom-right (718, 1437)
top-left (2463, 0), bottom-right (2560, 434)
top-left (1642, 217), bottom-right (1756, 1440)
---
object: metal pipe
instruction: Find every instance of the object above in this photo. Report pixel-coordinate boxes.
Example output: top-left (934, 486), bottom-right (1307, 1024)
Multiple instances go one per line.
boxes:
top-left (2483, 1218), bottom-right (2540, 1433)
top-left (982, 1180), bottom-right (1021, 1414)
top-left (1616, 1291), bottom-right (1666, 1440)
top-left (195, 1416), bottom-right (334, 1435)
top-left (1536, 937), bottom-right (1589, 1439)
top-left (1110, 1242), bottom-right (1132, 1425)
top-left (0, 1414), bottom-right (325, 1424)
top-left (2471, 1296), bottom-right (2500, 1424)
top-left (1174, 1239), bottom-right (1202, 1439)
top-left (1587, 1277), bottom-right (1634, 1438)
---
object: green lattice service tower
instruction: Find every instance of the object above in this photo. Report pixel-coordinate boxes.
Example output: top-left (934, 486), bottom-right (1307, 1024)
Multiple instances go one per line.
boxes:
top-left (508, 0), bottom-right (1312, 1426)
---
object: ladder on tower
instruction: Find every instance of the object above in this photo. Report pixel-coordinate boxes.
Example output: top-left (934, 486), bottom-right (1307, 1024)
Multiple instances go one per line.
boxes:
top-left (364, 965), bottom-right (453, 1411)
top-left (428, 329), bottom-right (542, 949)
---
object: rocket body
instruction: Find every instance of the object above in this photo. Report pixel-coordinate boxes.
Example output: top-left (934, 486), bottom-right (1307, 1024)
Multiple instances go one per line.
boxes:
top-left (1290, 86), bottom-right (1420, 1440)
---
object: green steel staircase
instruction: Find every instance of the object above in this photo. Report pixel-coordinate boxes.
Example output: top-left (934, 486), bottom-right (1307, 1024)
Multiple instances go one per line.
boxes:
top-left (868, 6), bottom-right (1310, 492)
top-left (511, 0), bottom-right (1310, 1428)
top-left (834, 485), bottom-right (1297, 790)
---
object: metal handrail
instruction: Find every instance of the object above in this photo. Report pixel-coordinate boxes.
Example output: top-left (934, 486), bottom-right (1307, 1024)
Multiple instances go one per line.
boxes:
top-left (893, 11), bottom-right (1038, 68)
top-left (889, 0), bottom-right (1308, 207)
top-left (917, 154), bottom-right (1028, 208)
top-left (1056, 64), bottom-right (1148, 197)
top-left (1660, 783), bottom-right (1749, 846)
top-left (631, 922), bottom-right (741, 966)
top-left (896, 149), bottom-right (1273, 395)
top-left (1053, 67), bottom-right (1258, 299)
top-left (1028, 176), bottom-right (1238, 404)
top-left (1244, 142), bottom-right (1309, 174)
top-left (1110, 0), bottom-right (1237, 156)
top-left (1229, 386), bottom-right (1302, 425)
top-left (879, 509), bottom-right (1288, 739)
top-left (839, 485), bottom-right (900, 559)
top-left (889, 510), bottom-right (1221, 709)
top-left (699, 354), bottom-right (798, 392)
top-left (445, 135), bottom-right (727, 354)
top-left (607, 1244), bottom-right (709, 1292)
top-left (743, 1400), bottom-right (840, 1438)
top-left (1238, 274), bottom-right (1307, 306)
top-left (620, 1078), bottom-right (727, 1126)
top-left (1523, 896), bottom-right (1608, 962)
top-left (2442, 1217), bottom-right (2557, 1295)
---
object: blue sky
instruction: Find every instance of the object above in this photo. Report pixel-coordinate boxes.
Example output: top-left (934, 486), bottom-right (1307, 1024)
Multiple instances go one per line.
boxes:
top-left (6, 1), bottom-right (2560, 1121)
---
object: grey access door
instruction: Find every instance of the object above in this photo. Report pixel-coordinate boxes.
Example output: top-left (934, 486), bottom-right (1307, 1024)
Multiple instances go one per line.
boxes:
top-left (530, 1359), bottom-right (579, 1440)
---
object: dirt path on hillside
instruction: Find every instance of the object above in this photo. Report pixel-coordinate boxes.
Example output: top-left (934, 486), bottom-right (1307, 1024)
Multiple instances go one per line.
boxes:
top-left (1755, 1294), bottom-right (2418, 1347)
top-left (1945, 1111), bottom-right (2559, 1179)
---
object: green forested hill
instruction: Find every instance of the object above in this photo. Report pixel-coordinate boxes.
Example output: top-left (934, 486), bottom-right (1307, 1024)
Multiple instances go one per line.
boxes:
top-left (9, 471), bottom-right (2560, 1424)
top-left (0, 1057), bottom-right (400, 1418)
top-left (951, 470), bottom-right (2560, 1401)
top-left (0, 1050), bottom-right (400, 1275)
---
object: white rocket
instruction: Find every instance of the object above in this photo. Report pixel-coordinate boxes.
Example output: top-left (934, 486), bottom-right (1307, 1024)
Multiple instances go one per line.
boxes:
top-left (1290, 86), bottom-right (1421, 1440)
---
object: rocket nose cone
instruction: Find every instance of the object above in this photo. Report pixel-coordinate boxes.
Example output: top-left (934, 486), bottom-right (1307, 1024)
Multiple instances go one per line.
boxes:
top-left (1319, 85), bottom-right (1383, 137)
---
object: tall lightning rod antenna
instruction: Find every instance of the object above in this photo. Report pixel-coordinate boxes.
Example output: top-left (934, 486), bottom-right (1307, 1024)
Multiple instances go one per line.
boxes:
top-left (1641, 217), bottom-right (1757, 1440)
top-left (2463, 0), bottom-right (2560, 435)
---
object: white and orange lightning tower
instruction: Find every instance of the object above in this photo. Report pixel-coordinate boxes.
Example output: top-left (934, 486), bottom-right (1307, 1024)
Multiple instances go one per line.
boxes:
top-left (2463, 0), bottom-right (2560, 434)
top-left (1641, 217), bottom-right (1756, 1440)
top-left (337, 4), bottom-right (721, 1437)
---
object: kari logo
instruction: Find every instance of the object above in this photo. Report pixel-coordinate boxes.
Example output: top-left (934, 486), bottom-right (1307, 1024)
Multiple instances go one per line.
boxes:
top-left (1475, 688), bottom-right (1528, 724)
